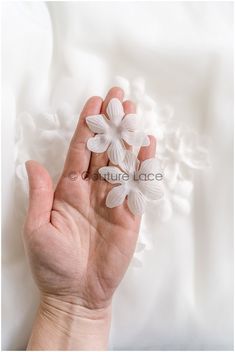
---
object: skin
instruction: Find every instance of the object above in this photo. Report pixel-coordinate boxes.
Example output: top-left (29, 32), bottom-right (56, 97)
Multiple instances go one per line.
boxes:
top-left (24, 87), bottom-right (156, 350)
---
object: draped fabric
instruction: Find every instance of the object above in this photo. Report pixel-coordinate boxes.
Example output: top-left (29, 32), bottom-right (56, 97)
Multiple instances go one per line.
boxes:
top-left (2, 2), bottom-right (233, 350)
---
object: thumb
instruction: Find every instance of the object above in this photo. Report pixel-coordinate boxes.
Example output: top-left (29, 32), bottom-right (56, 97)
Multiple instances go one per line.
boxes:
top-left (25, 160), bottom-right (54, 234)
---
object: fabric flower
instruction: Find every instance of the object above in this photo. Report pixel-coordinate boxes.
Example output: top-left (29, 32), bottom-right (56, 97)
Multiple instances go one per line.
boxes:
top-left (159, 127), bottom-right (210, 189)
top-left (150, 179), bottom-right (194, 222)
top-left (86, 98), bottom-right (150, 165)
top-left (115, 76), bottom-right (156, 110)
top-left (99, 151), bottom-right (163, 215)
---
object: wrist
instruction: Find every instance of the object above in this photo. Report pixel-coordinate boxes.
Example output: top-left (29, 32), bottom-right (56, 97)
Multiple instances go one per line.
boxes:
top-left (27, 294), bottom-right (112, 350)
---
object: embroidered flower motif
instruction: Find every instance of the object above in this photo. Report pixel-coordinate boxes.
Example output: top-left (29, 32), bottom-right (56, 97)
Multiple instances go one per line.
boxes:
top-left (115, 76), bottom-right (156, 110)
top-left (146, 179), bottom-right (193, 222)
top-left (99, 151), bottom-right (163, 215)
top-left (86, 98), bottom-right (150, 165)
top-left (115, 76), bottom-right (174, 140)
top-left (159, 127), bottom-right (210, 189)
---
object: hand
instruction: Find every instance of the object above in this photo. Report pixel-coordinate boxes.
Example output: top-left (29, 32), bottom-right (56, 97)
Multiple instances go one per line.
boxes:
top-left (24, 87), bottom-right (156, 350)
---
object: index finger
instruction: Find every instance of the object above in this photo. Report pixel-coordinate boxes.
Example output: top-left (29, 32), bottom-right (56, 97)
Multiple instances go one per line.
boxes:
top-left (62, 96), bottom-right (103, 176)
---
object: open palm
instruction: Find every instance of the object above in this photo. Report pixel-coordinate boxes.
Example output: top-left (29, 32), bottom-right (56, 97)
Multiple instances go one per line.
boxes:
top-left (24, 87), bottom-right (156, 310)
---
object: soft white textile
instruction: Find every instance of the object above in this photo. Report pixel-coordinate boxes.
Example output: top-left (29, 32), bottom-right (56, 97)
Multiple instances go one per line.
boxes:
top-left (2, 2), bottom-right (233, 350)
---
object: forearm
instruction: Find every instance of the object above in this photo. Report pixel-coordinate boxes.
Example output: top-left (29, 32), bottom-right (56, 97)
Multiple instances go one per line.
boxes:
top-left (27, 295), bottom-right (112, 351)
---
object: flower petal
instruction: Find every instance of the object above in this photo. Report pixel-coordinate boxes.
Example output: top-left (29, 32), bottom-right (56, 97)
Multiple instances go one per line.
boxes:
top-left (135, 242), bottom-right (146, 252)
top-left (172, 195), bottom-right (191, 214)
top-left (155, 198), bottom-right (173, 222)
top-left (121, 113), bottom-right (140, 131)
top-left (99, 166), bottom-right (127, 184)
top-left (138, 158), bottom-right (162, 175)
top-left (120, 151), bottom-right (139, 174)
top-left (115, 76), bottom-right (130, 95)
top-left (121, 131), bottom-right (149, 147)
top-left (106, 185), bottom-right (128, 208)
top-left (176, 180), bottom-right (193, 197)
top-left (164, 163), bottom-right (179, 188)
top-left (184, 147), bottom-right (210, 169)
top-left (87, 134), bottom-right (110, 153)
top-left (127, 189), bottom-right (146, 215)
top-left (139, 179), bottom-right (164, 200)
top-left (141, 135), bottom-right (150, 146)
top-left (86, 114), bottom-right (109, 133)
top-left (106, 98), bottom-right (124, 125)
top-left (107, 140), bottom-right (126, 164)
top-left (131, 257), bottom-right (143, 268)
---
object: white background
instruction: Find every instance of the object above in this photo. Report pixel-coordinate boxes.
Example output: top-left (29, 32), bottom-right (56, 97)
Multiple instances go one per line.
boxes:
top-left (2, 1), bottom-right (233, 350)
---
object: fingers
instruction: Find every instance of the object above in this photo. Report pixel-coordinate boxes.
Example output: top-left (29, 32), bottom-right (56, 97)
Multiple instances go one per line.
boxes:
top-left (122, 100), bottom-right (136, 151)
top-left (63, 96), bottom-right (103, 176)
top-left (25, 161), bottom-right (53, 234)
top-left (123, 100), bottom-right (136, 113)
top-left (138, 135), bottom-right (157, 161)
top-left (102, 86), bottom-right (124, 114)
top-left (88, 87), bottom-right (124, 175)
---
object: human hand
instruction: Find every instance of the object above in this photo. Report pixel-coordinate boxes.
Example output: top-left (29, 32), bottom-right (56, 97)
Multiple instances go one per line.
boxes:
top-left (24, 87), bottom-right (156, 350)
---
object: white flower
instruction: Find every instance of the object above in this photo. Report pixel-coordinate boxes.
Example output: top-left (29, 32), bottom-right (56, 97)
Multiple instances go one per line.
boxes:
top-left (86, 98), bottom-right (150, 165)
top-left (131, 242), bottom-right (149, 268)
top-left (99, 151), bottom-right (163, 215)
top-left (115, 76), bottom-right (156, 110)
top-left (159, 127), bottom-right (210, 189)
top-left (153, 179), bottom-right (194, 222)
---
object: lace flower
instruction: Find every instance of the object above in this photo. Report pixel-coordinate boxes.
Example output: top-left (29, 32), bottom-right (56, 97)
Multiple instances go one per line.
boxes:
top-left (86, 98), bottom-right (150, 165)
top-left (159, 127), bottom-right (210, 188)
top-left (99, 152), bottom-right (163, 215)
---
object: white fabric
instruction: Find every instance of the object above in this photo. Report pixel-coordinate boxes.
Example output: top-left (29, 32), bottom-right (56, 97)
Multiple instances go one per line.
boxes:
top-left (2, 2), bottom-right (233, 350)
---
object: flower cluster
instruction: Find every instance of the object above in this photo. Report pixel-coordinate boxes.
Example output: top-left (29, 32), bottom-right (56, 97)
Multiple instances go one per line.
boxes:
top-left (15, 103), bottom-right (77, 185)
top-left (15, 77), bottom-right (209, 266)
top-left (115, 76), bottom-right (210, 221)
top-left (86, 98), bottom-right (163, 215)
top-left (99, 152), bottom-right (163, 215)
